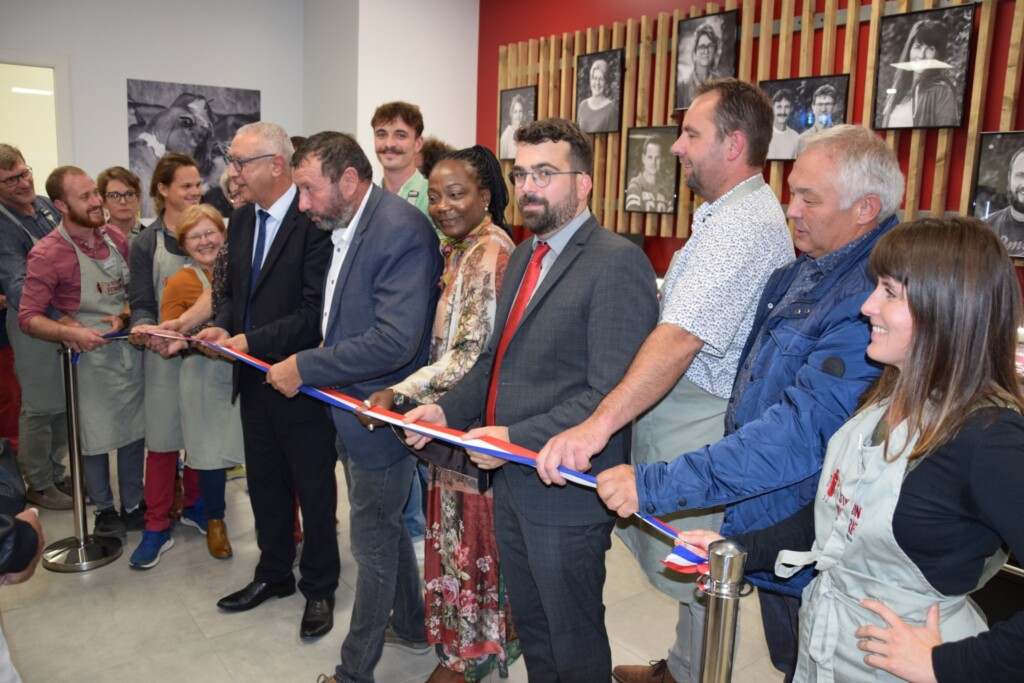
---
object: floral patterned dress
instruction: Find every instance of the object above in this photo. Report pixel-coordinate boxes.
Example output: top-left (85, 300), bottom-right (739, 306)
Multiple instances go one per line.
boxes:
top-left (391, 216), bottom-right (520, 680)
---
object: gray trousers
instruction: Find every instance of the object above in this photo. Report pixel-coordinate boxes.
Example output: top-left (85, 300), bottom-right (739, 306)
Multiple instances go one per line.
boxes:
top-left (82, 438), bottom-right (144, 512)
top-left (17, 409), bottom-right (67, 491)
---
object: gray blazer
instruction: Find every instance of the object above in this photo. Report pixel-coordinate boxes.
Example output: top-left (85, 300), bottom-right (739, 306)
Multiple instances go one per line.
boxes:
top-left (439, 216), bottom-right (658, 525)
top-left (296, 185), bottom-right (442, 470)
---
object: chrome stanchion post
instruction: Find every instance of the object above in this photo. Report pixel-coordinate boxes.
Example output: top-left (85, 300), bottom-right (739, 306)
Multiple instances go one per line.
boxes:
top-left (42, 347), bottom-right (122, 571)
top-left (698, 539), bottom-right (751, 683)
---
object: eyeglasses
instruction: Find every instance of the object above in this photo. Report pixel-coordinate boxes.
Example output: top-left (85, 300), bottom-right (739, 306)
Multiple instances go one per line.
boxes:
top-left (0, 167), bottom-right (32, 189)
top-left (184, 229), bottom-right (220, 244)
top-left (226, 154), bottom-right (274, 172)
top-left (105, 191), bottom-right (139, 202)
top-left (694, 43), bottom-right (715, 53)
top-left (507, 169), bottom-right (583, 188)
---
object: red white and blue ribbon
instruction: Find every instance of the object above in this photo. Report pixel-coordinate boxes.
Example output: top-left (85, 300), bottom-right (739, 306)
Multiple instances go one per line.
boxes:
top-left (106, 331), bottom-right (709, 573)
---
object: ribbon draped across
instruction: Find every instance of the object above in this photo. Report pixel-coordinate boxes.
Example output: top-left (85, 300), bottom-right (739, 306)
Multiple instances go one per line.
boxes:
top-left (93, 331), bottom-right (709, 572)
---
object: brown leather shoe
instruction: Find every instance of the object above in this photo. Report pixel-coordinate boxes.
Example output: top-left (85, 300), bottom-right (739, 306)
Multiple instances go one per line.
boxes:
top-left (169, 476), bottom-right (184, 519)
top-left (207, 518), bottom-right (233, 559)
top-left (425, 663), bottom-right (465, 683)
top-left (612, 659), bottom-right (678, 683)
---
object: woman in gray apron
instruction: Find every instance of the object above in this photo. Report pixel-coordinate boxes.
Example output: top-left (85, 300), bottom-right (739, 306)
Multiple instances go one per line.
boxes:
top-left (57, 224), bottom-right (145, 536)
top-left (127, 153), bottom-right (205, 568)
top-left (677, 217), bottom-right (1024, 682)
top-left (134, 205), bottom-right (242, 565)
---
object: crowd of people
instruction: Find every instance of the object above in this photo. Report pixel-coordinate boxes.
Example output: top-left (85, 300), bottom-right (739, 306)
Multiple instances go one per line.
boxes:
top-left (0, 84), bottom-right (1021, 683)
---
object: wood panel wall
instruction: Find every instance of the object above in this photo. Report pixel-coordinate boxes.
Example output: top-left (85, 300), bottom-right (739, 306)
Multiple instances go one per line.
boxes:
top-left (495, 0), bottom-right (1022, 236)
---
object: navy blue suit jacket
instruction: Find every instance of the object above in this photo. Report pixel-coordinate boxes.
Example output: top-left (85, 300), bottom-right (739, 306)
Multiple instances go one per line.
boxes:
top-left (295, 185), bottom-right (442, 469)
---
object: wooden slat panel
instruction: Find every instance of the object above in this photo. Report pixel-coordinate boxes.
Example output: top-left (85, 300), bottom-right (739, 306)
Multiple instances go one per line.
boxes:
top-left (797, 0), bottom-right (814, 76)
top-left (842, 0), bottom-right (860, 101)
top-left (559, 32), bottom-right (574, 118)
top-left (862, 1), bottom-right (884, 128)
top-left (1000, 0), bottom-right (1024, 131)
top-left (635, 16), bottom-right (655, 236)
top-left (618, 19), bottom-right (639, 233)
top-left (653, 13), bottom-right (673, 237)
top-left (929, 0), bottom-right (963, 217)
top-left (821, 0), bottom-right (838, 75)
top-left (537, 37), bottom-right (550, 121)
top-left (591, 26), bottom-right (609, 226)
top-left (959, 0), bottom-right (998, 214)
top-left (604, 22), bottom-right (625, 232)
top-left (760, 0), bottom-right (781, 199)
top-left (905, 0), bottom-right (939, 221)
top-left (736, 0), bottom-right (754, 83)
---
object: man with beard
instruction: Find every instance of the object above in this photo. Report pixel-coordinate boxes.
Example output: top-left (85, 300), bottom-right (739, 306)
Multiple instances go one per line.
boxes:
top-left (984, 147), bottom-right (1024, 257)
top-left (542, 79), bottom-right (794, 683)
top-left (0, 144), bottom-right (70, 511)
top-left (372, 101), bottom-right (429, 216)
top-left (193, 122), bottom-right (338, 641)
top-left (265, 131), bottom-right (441, 683)
top-left (403, 118), bottom-right (658, 682)
top-left (19, 167), bottom-right (145, 537)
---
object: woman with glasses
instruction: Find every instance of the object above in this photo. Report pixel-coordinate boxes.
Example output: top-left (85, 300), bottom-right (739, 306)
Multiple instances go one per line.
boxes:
top-left (674, 217), bottom-right (1024, 682)
top-left (141, 203), bottom-right (244, 562)
top-left (678, 24), bottom-right (725, 109)
top-left (359, 146), bottom-right (519, 683)
top-left (127, 153), bottom-right (206, 568)
top-left (97, 166), bottom-right (144, 243)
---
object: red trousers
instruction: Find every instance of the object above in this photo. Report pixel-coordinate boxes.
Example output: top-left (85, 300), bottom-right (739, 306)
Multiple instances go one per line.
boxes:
top-left (0, 346), bottom-right (20, 451)
top-left (143, 450), bottom-right (199, 531)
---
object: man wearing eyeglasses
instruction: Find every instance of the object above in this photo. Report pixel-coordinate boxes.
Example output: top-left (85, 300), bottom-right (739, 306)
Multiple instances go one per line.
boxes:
top-left (0, 144), bottom-right (71, 512)
top-left (192, 122), bottom-right (338, 641)
top-left (403, 118), bottom-right (658, 682)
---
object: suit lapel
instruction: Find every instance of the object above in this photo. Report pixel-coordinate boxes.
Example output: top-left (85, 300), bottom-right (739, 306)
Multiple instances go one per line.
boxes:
top-left (252, 194), bottom-right (300, 295)
top-left (231, 204), bottom-right (257, 300)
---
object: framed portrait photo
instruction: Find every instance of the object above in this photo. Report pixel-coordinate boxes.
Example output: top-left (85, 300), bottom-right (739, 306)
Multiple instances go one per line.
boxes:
top-left (624, 126), bottom-right (679, 214)
top-left (498, 86), bottom-right (537, 161)
top-left (759, 74), bottom-right (851, 161)
top-left (675, 10), bottom-right (739, 111)
top-left (872, 4), bottom-right (975, 130)
top-left (575, 48), bottom-right (624, 134)
top-left (972, 131), bottom-right (1024, 258)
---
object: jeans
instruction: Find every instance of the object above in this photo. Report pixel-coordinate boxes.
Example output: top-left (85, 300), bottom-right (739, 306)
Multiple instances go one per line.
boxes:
top-left (82, 438), bottom-right (144, 512)
top-left (335, 444), bottom-right (424, 683)
top-left (400, 461), bottom-right (427, 539)
top-left (758, 589), bottom-right (800, 683)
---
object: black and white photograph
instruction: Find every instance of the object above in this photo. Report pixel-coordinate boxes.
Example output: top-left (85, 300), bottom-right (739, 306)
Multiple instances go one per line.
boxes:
top-left (759, 75), bottom-right (850, 161)
top-left (872, 5), bottom-right (975, 130)
top-left (675, 11), bottom-right (738, 111)
top-left (575, 48), bottom-right (624, 134)
top-left (498, 86), bottom-right (537, 160)
top-left (128, 78), bottom-right (261, 217)
top-left (623, 126), bottom-right (678, 214)
top-left (972, 131), bottom-right (1024, 258)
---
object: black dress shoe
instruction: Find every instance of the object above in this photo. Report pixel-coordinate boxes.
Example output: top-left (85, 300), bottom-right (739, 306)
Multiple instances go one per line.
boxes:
top-left (300, 594), bottom-right (335, 640)
top-left (217, 575), bottom-right (296, 611)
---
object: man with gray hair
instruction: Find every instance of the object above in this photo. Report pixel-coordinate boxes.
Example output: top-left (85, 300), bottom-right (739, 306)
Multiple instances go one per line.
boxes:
top-left (194, 122), bottom-right (338, 640)
top-left (598, 124), bottom-right (905, 683)
top-left (0, 144), bottom-right (70, 511)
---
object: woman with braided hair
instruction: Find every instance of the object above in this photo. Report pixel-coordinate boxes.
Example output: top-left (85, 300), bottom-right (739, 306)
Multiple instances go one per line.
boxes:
top-left (361, 145), bottom-right (519, 682)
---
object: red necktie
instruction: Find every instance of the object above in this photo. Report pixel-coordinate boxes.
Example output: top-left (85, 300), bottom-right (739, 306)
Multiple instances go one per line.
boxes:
top-left (486, 242), bottom-right (551, 425)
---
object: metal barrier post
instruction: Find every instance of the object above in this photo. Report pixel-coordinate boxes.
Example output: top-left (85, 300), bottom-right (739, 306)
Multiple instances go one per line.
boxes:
top-left (42, 347), bottom-right (122, 571)
top-left (698, 539), bottom-right (750, 683)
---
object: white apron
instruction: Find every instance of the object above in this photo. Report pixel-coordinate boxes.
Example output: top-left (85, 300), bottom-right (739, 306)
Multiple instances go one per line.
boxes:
top-left (4, 208), bottom-right (64, 414)
top-left (59, 226), bottom-right (144, 455)
top-left (141, 219), bottom-right (185, 451)
top-left (776, 404), bottom-right (989, 683)
top-left (178, 266), bottom-right (243, 470)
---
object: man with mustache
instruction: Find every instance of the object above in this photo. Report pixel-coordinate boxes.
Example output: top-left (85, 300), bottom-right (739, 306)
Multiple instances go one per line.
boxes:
top-left (18, 167), bottom-right (145, 538)
top-left (984, 146), bottom-right (1024, 257)
top-left (403, 118), bottom-right (658, 682)
top-left (0, 144), bottom-right (70, 511)
top-left (767, 89), bottom-right (800, 160)
top-left (372, 101), bottom-right (429, 216)
top-left (266, 131), bottom-right (440, 683)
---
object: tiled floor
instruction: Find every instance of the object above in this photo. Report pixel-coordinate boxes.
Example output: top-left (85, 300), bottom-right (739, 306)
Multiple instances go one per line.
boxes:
top-left (0, 460), bottom-right (784, 682)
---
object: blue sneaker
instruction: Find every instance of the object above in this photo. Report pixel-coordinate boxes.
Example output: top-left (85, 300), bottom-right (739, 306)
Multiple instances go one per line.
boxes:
top-left (129, 530), bottom-right (174, 569)
top-left (181, 500), bottom-right (208, 536)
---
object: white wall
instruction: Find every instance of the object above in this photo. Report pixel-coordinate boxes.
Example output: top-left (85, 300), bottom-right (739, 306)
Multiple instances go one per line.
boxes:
top-left (355, 0), bottom-right (480, 183)
top-left (0, 0), bottom-right (305, 175)
top-left (0, 0), bottom-right (478, 185)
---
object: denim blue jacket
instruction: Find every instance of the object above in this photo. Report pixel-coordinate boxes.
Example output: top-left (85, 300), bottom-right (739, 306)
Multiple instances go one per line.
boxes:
top-left (635, 215), bottom-right (899, 596)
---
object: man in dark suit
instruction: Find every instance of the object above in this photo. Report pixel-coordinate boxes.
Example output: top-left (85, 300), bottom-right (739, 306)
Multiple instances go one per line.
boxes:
top-left (194, 122), bottom-right (338, 640)
top-left (405, 118), bottom-right (658, 682)
top-left (264, 131), bottom-right (441, 683)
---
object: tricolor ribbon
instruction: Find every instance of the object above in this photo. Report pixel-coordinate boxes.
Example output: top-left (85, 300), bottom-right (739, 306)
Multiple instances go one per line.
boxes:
top-left (104, 331), bottom-right (710, 573)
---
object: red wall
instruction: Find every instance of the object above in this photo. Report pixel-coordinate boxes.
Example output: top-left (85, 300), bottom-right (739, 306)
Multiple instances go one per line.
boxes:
top-left (477, 1), bottom-right (1024, 273)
